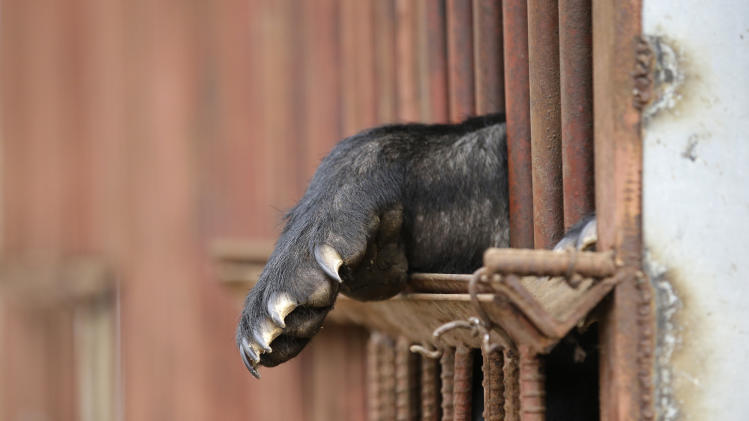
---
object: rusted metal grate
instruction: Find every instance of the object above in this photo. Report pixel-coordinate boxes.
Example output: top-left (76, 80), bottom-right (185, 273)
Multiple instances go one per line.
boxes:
top-left (213, 0), bottom-right (652, 418)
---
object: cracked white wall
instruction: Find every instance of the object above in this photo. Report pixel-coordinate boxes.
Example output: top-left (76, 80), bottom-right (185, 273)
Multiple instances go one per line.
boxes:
top-left (642, 1), bottom-right (749, 420)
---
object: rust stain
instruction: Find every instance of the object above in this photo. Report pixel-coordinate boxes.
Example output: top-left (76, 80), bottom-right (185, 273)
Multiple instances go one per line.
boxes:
top-left (641, 36), bottom-right (685, 123)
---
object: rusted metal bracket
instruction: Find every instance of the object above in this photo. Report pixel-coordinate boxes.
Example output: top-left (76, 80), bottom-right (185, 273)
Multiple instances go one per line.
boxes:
top-left (410, 248), bottom-right (624, 358)
top-left (408, 247), bottom-right (626, 421)
top-left (480, 247), bottom-right (626, 354)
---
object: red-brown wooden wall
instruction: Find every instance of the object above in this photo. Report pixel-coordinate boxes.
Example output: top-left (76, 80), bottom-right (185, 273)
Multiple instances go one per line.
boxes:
top-left (0, 0), bottom-right (366, 419)
top-left (0, 0), bottom-right (512, 420)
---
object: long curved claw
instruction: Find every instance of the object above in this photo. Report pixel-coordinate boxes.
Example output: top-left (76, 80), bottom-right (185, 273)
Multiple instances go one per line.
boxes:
top-left (578, 218), bottom-right (598, 251)
top-left (314, 244), bottom-right (344, 283)
top-left (253, 329), bottom-right (273, 353)
top-left (267, 293), bottom-right (297, 329)
top-left (239, 343), bottom-right (261, 379)
top-left (242, 337), bottom-right (260, 363)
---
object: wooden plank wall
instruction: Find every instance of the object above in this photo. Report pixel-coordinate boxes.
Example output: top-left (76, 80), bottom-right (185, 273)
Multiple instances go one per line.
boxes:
top-left (0, 0), bottom-right (508, 420)
top-left (0, 0), bottom-right (366, 420)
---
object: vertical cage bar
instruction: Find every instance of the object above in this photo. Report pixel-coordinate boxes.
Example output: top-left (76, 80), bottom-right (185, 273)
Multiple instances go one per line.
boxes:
top-left (473, 0), bottom-right (505, 114)
top-left (519, 346), bottom-right (545, 421)
top-left (482, 348), bottom-right (505, 421)
top-left (417, 0), bottom-right (448, 122)
top-left (368, 333), bottom-right (389, 421)
top-left (421, 355), bottom-right (441, 421)
top-left (396, 0), bottom-right (420, 121)
top-left (503, 349), bottom-right (521, 421)
top-left (592, 1), bottom-right (649, 420)
top-left (527, 0), bottom-right (563, 248)
top-left (440, 348), bottom-right (455, 421)
top-left (502, 0), bottom-right (534, 249)
top-left (396, 337), bottom-right (420, 421)
top-left (446, 0), bottom-right (475, 122)
top-left (367, 334), bottom-right (380, 421)
top-left (452, 346), bottom-right (473, 421)
top-left (381, 335), bottom-right (398, 420)
top-left (373, 0), bottom-right (397, 125)
top-left (559, 0), bottom-right (595, 229)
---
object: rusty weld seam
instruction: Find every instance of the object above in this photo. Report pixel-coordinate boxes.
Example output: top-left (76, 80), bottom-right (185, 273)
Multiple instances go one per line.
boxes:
top-left (632, 35), bottom-right (655, 111)
top-left (636, 270), bottom-right (656, 420)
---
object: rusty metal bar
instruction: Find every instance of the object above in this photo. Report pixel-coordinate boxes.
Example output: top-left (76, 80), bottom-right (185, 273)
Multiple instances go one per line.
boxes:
top-left (417, 0), bottom-right (448, 122)
top-left (408, 273), bottom-right (477, 294)
top-left (502, 0), bottom-right (534, 249)
top-left (483, 248), bottom-right (616, 278)
top-left (482, 348), bottom-right (505, 421)
top-left (374, 0), bottom-right (397, 125)
top-left (440, 348), bottom-right (455, 421)
top-left (518, 346), bottom-right (545, 421)
top-left (592, 0), bottom-right (651, 420)
top-left (446, 0), bottom-right (475, 122)
top-left (421, 354), bottom-right (441, 421)
top-left (396, 0), bottom-right (420, 122)
top-left (473, 0), bottom-right (505, 114)
top-left (368, 333), bottom-right (383, 421)
top-left (452, 346), bottom-right (473, 421)
top-left (381, 335), bottom-right (398, 420)
top-left (527, 0), bottom-right (563, 249)
top-left (559, 0), bottom-right (595, 229)
top-left (503, 349), bottom-right (521, 421)
top-left (396, 336), bottom-right (420, 421)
